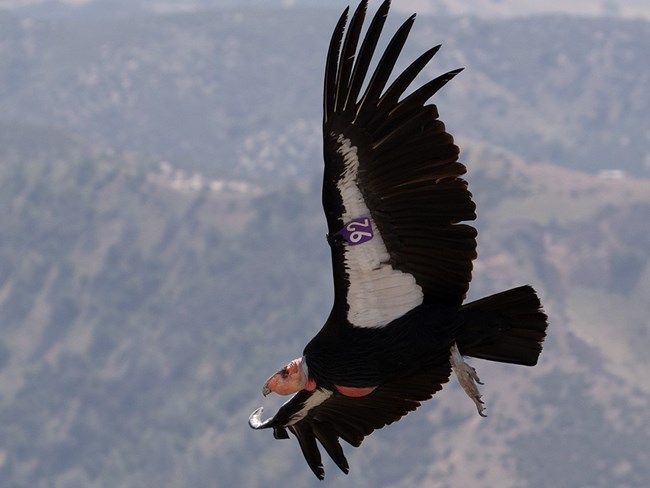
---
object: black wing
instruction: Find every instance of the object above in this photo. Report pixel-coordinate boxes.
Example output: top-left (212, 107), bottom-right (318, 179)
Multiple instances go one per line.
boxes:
top-left (249, 364), bottom-right (451, 479)
top-left (322, 0), bottom-right (477, 329)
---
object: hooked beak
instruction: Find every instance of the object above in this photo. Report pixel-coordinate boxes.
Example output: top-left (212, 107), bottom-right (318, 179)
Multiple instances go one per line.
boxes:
top-left (262, 382), bottom-right (271, 396)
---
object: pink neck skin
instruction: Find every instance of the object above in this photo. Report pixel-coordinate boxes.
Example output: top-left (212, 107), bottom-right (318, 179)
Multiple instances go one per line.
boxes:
top-left (334, 385), bottom-right (377, 397)
top-left (304, 377), bottom-right (317, 391)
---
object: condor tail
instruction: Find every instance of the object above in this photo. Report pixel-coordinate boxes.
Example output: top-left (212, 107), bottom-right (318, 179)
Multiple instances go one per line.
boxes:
top-left (458, 285), bottom-right (548, 366)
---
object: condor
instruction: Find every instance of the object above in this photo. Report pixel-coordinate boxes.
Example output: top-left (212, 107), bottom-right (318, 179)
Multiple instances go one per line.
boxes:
top-left (249, 0), bottom-right (548, 479)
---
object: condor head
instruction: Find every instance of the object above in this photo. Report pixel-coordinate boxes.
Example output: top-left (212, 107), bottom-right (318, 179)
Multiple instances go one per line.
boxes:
top-left (262, 357), bottom-right (316, 396)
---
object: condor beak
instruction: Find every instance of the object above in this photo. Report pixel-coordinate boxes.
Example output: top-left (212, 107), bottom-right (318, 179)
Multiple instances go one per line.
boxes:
top-left (262, 371), bottom-right (279, 396)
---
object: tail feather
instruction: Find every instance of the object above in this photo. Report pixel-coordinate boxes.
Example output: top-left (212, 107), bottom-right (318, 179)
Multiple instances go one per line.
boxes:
top-left (458, 285), bottom-right (548, 366)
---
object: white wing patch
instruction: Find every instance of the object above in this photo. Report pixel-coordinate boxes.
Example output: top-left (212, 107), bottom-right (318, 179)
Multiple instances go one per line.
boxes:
top-left (287, 389), bottom-right (333, 425)
top-left (335, 134), bottom-right (423, 328)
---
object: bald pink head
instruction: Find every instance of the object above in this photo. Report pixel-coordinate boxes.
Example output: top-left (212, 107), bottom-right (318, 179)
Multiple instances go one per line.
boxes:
top-left (262, 357), bottom-right (316, 396)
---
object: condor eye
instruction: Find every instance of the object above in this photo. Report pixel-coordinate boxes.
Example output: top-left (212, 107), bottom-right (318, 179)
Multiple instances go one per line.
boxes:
top-left (280, 368), bottom-right (289, 378)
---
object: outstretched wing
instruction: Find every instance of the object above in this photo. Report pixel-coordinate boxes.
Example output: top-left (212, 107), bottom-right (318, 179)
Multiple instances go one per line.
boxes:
top-left (249, 363), bottom-right (451, 479)
top-left (322, 0), bottom-right (477, 329)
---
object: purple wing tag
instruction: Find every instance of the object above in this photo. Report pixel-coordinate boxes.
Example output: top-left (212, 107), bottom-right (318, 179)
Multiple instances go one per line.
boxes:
top-left (336, 216), bottom-right (374, 245)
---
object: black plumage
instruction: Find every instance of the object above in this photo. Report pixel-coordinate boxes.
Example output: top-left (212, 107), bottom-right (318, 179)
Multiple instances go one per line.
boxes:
top-left (249, 0), bottom-right (548, 480)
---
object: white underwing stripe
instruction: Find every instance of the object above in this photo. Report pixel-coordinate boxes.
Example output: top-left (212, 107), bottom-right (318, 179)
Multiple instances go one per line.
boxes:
top-left (287, 389), bottom-right (333, 425)
top-left (335, 134), bottom-right (423, 328)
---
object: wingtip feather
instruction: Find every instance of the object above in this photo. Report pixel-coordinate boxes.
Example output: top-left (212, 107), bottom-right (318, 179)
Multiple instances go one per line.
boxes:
top-left (324, 6), bottom-right (351, 123)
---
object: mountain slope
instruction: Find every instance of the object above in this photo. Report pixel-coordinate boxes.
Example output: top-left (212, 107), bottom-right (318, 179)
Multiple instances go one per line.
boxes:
top-left (1, 9), bottom-right (649, 179)
top-left (0, 126), bottom-right (648, 486)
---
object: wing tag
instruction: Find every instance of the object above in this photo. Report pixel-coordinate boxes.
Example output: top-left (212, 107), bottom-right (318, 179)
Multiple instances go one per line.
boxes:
top-left (336, 216), bottom-right (374, 245)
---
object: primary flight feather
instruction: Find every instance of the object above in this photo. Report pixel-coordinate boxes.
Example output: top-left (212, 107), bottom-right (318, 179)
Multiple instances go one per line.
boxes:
top-left (249, 0), bottom-right (548, 479)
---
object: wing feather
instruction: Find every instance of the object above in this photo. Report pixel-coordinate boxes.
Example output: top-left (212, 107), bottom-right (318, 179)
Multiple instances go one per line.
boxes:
top-left (290, 423), bottom-right (325, 479)
top-left (344, 0), bottom-right (390, 112)
top-left (336, 2), bottom-right (367, 113)
top-left (249, 364), bottom-right (451, 479)
top-left (324, 7), bottom-right (350, 124)
top-left (355, 14), bottom-right (415, 120)
top-left (311, 423), bottom-right (350, 474)
top-left (322, 2), bottom-right (476, 327)
top-left (377, 44), bottom-right (441, 109)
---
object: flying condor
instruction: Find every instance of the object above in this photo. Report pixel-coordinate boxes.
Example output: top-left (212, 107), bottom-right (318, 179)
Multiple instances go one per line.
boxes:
top-left (249, 0), bottom-right (548, 480)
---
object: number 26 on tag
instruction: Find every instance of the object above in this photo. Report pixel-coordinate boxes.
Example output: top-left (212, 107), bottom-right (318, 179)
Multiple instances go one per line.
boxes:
top-left (346, 218), bottom-right (372, 244)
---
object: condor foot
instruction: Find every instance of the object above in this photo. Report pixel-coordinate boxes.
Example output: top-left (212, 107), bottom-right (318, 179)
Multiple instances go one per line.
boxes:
top-left (449, 343), bottom-right (487, 417)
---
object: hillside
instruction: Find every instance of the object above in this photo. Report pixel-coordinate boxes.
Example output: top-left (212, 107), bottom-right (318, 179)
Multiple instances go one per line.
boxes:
top-left (1, 3), bottom-right (649, 487)
top-left (0, 125), bottom-right (648, 486)
top-left (0, 8), bottom-right (649, 179)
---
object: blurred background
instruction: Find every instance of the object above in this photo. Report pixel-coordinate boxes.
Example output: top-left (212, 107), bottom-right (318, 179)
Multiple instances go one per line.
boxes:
top-left (0, 0), bottom-right (649, 486)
